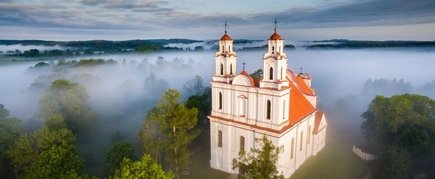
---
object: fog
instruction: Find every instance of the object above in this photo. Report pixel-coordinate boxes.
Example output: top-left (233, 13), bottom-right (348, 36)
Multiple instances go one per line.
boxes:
top-left (1, 48), bottom-right (435, 175)
top-left (0, 44), bottom-right (66, 53)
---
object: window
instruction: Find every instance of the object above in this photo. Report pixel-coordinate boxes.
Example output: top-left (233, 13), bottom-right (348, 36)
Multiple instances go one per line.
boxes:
top-left (220, 64), bottom-right (223, 75)
top-left (228, 46), bottom-right (230, 52)
top-left (272, 46), bottom-right (274, 54)
top-left (269, 67), bottom-right (273, 80)
top-left (218, 130), bottom-right (222, 147)
top-left (266, 100), bottom-right (271, 120)
top-left (281, 67), bottom-right (283, 79)
top-left (219, 92), bottom-right (223, 110)
top-left (222, 45), bottom-right (224, 52)
top-left (283, 100), bottom-right (286, 119)
top-left (300, 131), bottom-right (304, 151)
top-left (308, 126), bottom-right (311, 144)
top-left (291, 138), bottom-right (294, 159)
top-left (240, 136), bottom-right (245, 153)
top-left (230, 64), bottom-right (233, 75)
top-left (239, 99), bottom-right (246, 117)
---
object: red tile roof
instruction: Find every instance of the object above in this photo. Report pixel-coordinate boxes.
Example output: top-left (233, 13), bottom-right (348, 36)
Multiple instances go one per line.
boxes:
top-left (313, 111), bottom-right (326, 134)
top-left (289, 81), bottom-right (316, 125)
top-left (296, 76), bottom-right (315, 96)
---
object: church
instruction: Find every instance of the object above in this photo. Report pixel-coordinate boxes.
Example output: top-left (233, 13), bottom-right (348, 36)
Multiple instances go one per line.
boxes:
top-left (208, 23), bottom-right (327, 178)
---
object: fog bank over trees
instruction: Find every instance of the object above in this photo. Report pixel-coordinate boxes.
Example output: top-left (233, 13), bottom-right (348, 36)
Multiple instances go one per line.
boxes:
top-left (0, 49), bottom-right (434, 177)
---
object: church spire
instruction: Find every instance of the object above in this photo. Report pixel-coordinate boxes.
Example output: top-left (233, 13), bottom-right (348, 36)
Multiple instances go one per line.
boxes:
top-left (269, 18), bottom-right (283, 40)
top-left (220, 21), bottom-right (232, 41)
top-left (225, 21), bottom-right (227, 34)
top-left (274, 17), bottom-right (277, 33)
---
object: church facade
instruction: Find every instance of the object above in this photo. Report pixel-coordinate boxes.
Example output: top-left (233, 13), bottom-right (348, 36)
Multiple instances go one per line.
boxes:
top-left (208, 25), bottom-right (327, 178)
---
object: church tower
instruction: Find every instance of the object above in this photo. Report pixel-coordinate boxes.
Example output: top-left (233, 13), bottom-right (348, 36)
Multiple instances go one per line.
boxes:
top-left (259, 19), bottom-right (289, 90)
top-left (213, 22), bottom-right (237, 84)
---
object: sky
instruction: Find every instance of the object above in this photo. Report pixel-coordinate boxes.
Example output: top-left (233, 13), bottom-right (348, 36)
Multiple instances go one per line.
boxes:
top-left (0, 0), bottom-right (435, 41)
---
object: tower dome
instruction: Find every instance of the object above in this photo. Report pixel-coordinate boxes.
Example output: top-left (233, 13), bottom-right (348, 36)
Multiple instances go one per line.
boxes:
top-left (269, 32), bottom-right (283, 40)
top-left (220, 33), bottom-right (232, 41)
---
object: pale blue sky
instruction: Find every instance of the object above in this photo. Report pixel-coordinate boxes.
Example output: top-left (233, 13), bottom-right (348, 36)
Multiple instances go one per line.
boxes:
top-left (0, 0), bottom-right (434, 40)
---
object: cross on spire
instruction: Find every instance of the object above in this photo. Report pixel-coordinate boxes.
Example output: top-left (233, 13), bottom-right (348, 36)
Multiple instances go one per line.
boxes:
top-left (224, 21), bottom-right (227, 34)
top-left (274, 17), bottom-right (278, 32)
top-left (242, 61), bottom-right (246, 71)
top-left (300, 67), bottom-right (303, 74)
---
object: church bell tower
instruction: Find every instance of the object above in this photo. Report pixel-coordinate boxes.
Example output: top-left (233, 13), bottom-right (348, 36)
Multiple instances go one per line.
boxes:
top-left (213, 22), bottom-right (237, 84)
top-left (259, 19), bottom-right (289, 90)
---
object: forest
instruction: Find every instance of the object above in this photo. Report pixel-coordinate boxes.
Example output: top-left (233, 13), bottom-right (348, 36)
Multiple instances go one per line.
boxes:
top-left (0, 49), bottom-right (434, 178)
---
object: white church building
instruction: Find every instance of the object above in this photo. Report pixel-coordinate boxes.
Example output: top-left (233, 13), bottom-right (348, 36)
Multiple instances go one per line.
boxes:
top-left (208, 24), bottom-right (327, 178)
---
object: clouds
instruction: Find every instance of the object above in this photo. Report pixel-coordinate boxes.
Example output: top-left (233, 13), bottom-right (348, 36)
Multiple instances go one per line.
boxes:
top-left (249, 0), bottom-right (435, 28)
top-left (0, 0), bottom-right (434, 40)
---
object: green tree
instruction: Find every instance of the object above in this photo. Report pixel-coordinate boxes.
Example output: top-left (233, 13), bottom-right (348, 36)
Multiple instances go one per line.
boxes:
top-left (139, 89), bottom-right (199, 178)
top-left (361, 94), bottom-right (435, 178)
top-left (0, 104), bottom-right (9, 118)
top-left (185, 87), bottom-right (211, 124)
top-left (374, 145), bottom-right (411, 179)
top-left (0, 104), bottom-right (24, 178)
top-left (26, 144), bottom-right (83, 179)
top-left (232, 135), bottom-right (284, 179)
top-left (104, 141), bottom-right (136, 176)
top-left (183, 75), bottom-right (204, 96)
top-left (111, 154), bottom-right (173, 179)
top-left (139, 117), bottom-right (164, 163)
top-left (7, 115), bottom-right (84, 178)
top-left (7, 134), bottom-right (37, 177)
top-left (40, 79), bottom-right (96, 133)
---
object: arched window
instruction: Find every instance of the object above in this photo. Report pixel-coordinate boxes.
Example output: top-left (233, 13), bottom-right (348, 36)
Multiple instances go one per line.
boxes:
top-left (222, 45), bottom-right (224, 53)
top-left (269, 67), bottom-right (273, 80)
top-left (240, 136), bottom-right (245, 153)
top-left (266, 100), bottom-right (271, 120)
top-left (300, 131), bottom-right (304, 151)
top-left (228, 46), bottom-right (231, 52)
top-left (272, 46), bottom-right (274, 54)
top-left (230, 64), bottom-right (233, 75)
top-left (308, 126), bottom-right (311, 144)
top-left (219, 92), bottom-right (223, 110)
top-left (220, 64), bottom-right (224, 75)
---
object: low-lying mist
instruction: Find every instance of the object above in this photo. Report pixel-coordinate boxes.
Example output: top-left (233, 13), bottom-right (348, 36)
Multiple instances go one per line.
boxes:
top-left (1, 48), bottom-right (435, 175)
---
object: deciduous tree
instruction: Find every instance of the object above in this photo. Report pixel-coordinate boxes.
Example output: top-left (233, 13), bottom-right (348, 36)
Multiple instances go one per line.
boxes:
top-left (40, 79), bottom-right (96, 133)
top-left (139, 89), bottom-right (199, 178)
top-left (232, 135), bottom-right (284, 179)
top-left (111, 154), bottom-right (173, 179)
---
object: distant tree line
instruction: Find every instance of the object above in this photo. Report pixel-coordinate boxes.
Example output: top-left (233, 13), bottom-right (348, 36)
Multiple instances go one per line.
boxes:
top-left (1, 39), bottom-right (203, 57)
top-left (307, 40), bottom-right (435, 49)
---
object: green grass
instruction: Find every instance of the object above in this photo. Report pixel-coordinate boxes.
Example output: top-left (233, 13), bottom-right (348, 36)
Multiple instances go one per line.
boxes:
top-left (290, 130), bottom-right (370, 179)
